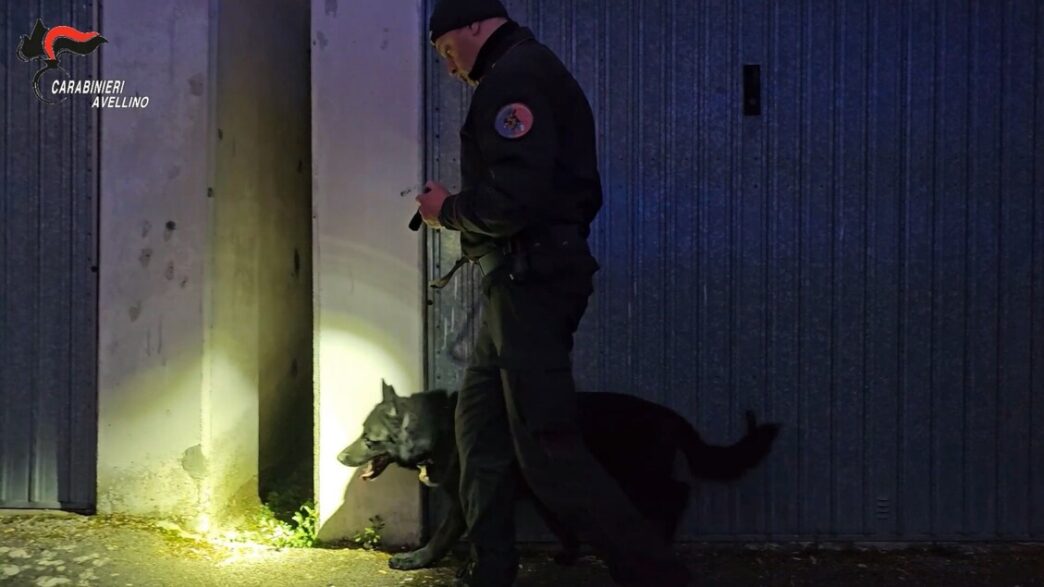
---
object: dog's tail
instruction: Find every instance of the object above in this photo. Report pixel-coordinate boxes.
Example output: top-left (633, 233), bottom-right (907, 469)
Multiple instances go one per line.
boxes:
top-left (680, 411), bottom-right (780, 481)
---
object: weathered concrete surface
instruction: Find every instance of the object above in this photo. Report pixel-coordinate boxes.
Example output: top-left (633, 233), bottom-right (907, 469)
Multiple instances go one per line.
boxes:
top-left (1, 512), bottom-right (1042, 587)
top-left (210, 0), bottom-right (313, 530)
top-left (97, 0), bottom-right (312, 533)
top-left (98, 0), bottom-right (211, 520)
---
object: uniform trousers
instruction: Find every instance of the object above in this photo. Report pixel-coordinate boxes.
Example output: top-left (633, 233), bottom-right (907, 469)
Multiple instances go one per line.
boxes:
top-left (454, 252), bottom-right (691, 586)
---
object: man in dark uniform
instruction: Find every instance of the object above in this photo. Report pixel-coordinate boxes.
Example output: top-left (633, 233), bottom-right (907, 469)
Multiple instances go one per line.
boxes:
top-left (415, 1), bottom-right (692, 585)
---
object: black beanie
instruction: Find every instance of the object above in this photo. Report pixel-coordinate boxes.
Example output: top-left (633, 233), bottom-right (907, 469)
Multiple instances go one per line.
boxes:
top-left (428, 0), bottom-right (509, 43)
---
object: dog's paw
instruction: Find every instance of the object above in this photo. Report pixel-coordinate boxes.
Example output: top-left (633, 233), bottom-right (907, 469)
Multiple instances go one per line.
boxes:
top-left (389, 550), bottom-right (433, 570)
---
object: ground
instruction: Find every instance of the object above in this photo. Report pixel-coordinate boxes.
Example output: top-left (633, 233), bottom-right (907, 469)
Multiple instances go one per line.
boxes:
top-left (1, 511), bottom-right (1042, 586)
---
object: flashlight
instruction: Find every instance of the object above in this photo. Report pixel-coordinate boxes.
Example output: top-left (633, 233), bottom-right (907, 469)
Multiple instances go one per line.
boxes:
top-left (408, 185), bottom-right (432, 231)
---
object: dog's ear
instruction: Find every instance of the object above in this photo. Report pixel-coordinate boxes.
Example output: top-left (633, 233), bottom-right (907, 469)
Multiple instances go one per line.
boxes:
top-left (381, 379), bottom-right (398, 403)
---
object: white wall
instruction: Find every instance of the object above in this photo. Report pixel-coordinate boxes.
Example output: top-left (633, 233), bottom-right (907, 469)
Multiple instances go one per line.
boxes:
top-left (311, 0), bottom-right (426, 545)
top-left (97, 0), bottom-right (211, 521)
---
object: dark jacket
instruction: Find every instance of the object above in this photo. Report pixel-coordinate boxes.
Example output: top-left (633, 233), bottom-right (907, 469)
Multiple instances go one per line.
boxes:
top-left (437, 21), bottom-right (603, 260)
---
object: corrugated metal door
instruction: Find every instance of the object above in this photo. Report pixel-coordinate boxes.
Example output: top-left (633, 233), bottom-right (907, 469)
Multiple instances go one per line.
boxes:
top-left (425, 0), bottom-right (1044, 540)
top-left (1, 2), bottom-right (99, 511)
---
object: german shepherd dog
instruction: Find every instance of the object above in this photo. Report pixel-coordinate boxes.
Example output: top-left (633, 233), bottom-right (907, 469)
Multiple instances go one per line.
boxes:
top-left (338, 380), bottom-right (780, 571)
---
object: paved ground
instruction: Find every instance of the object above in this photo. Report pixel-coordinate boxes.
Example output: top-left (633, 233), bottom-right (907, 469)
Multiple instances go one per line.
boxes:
top-left (1, 511), bottom-right (1042, 586)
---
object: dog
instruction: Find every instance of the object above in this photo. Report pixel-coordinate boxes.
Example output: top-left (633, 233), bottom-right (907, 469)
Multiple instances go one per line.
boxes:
top-left (338, 380), bottom-right (780, 570)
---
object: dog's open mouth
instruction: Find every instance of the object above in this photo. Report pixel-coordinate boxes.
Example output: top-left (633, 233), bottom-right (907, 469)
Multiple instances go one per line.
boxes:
top-left (361, 454), bottom-right (392, 481)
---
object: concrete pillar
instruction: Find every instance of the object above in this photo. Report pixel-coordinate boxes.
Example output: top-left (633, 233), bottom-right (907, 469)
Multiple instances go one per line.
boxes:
top-left (98, 0), bottom-right (212, 524)
top-left (98, 0), bottom-right (313, 533)
top-left (311, 0), bottom-right (425, 546)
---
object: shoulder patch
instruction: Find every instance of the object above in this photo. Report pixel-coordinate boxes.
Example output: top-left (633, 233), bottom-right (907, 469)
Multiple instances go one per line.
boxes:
top-left (494, 103), bottom-right (534, 139)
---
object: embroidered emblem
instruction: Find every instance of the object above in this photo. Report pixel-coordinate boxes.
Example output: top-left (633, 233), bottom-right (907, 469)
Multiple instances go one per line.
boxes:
top-left (494, 103), bottom-right (534, 139)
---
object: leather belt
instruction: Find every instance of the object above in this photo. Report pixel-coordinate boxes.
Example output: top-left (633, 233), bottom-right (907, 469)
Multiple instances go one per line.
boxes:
top-left (520, 224), bottom-right (590, 253)
top-left (428, 224), bottom-right (588, 289)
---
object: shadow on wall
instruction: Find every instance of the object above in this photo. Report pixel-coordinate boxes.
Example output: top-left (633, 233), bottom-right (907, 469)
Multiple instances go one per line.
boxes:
top-left (258, 363), bottom-right (314, 520)
top-left (324, 465), bottom-right (423, 551)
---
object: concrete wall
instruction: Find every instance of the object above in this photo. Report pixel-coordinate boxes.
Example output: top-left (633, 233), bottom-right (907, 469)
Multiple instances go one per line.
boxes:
top-left (211, 0), bottom-right (314, 526)
top-left (98, 0), bottom-right (313, 530)
top-left (98, 0), bottom-right (211, 521)
top-left (98, 0), bottom-right (421, 542)
top-left (241, 0), bottom-right (315, 506)
top-left (311, 0), bottom-right (425, 545)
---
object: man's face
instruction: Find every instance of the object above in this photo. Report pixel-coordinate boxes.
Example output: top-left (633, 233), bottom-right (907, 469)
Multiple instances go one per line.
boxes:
top-left (433, 27), bottom-right (479, 86)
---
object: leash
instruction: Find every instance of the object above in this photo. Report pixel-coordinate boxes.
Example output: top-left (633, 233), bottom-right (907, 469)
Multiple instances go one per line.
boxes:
top-left (425, 251), bottom-right (485, 367)
top-left (429, 255), bottom-right (469, 289)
